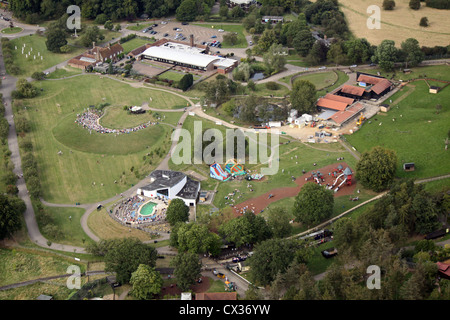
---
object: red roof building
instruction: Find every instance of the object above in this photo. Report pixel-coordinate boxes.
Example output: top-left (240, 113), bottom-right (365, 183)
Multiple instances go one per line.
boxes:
top-left (324, 93), bottom-right (355, 105)
top-left (437, 262), bottom-right (450, 279)
top-left (328, 103), bottom-right (365, 127)
top-left (340, 85), bottom-right (366, 97)
top-left (316, 98), bottom-right (348, 111)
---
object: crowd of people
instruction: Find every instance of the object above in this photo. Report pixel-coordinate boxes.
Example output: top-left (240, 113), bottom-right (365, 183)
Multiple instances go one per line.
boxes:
top-left (114, 195), bottom-right (167, 225)
top-left (75, 109), bottom-right (156, 135)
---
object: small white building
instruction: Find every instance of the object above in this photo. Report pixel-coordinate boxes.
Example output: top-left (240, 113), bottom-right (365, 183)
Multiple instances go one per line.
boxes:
top-left (137, 170), bottom-right (200, 207)
top-left (268, 121), bottom-right (282, 127)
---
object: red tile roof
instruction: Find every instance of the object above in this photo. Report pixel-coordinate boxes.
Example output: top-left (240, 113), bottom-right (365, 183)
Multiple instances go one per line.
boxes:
top-left (324, 94), bottom-right (354, 105)
top-left (340, 85), bottom-right (366, 97)
top-left (357, 74), bottom-right (384, 85)
top-left (316, 98), bottom-right (348, 111)
top-left (437, 262), bottom-right (450, 277)
top-left (329, 103), bottom-right (365, 125)
top-left (371, 79), bottom-right (392, 95)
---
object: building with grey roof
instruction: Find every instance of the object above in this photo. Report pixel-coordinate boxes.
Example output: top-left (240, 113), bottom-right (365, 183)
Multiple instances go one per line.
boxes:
top-left (137, 170), bottom-right (201, 207)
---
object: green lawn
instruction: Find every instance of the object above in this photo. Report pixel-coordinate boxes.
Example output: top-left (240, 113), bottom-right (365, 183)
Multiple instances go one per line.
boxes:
top-left (296, 71), bottom-right (338, 91)
top-left (1, 27), bottom-right (23, 34)
top-left (35, 203), bottom-right (95, 247)
top-left (8, 34), bottom-right (86, 78)
top-left (355, 65), bottom-right (450, 82)
top-left (345, 77), bottom-right (450, 180)
top-left (45, 66), bottom-right (83, 79)
top-left (15, 74), bottom-right (188, 204)
top-left (120, 37), bottom-right (153, 54)
top-left (0, 248), bottom-right (84, 287)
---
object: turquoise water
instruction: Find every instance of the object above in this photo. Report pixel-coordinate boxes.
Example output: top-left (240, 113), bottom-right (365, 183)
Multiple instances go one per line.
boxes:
top-left (140, 202), bottom-right (157, 216)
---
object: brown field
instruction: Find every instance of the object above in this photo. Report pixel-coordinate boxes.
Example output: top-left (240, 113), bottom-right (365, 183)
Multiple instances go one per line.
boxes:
top-left (338, 0), bottom-right (450, 47)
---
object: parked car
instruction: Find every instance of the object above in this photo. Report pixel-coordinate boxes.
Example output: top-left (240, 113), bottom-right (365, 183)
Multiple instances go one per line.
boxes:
top-left (218, 29), bottom-right (224, 32)
top-left (164, 33), bottom-right (169, 37)
top-left (182, 22), bottom-right (189, 25)
top-left (161, 21), bottom-right (168, 24)
top-left (321, 247), bottom-right (338, 259)
top-left (249, 41), bottom-right (253, 45)
top-left (350, 64), bottom-right (357, 68)
top-left (211, 35), bottom-right (217, 38)
top-left (173, 27), bottom-right (178, 30)
top-left (152, 24), bottom-right (158, 27)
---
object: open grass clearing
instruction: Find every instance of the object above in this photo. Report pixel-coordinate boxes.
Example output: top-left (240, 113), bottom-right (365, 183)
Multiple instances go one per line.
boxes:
top-left (120, 37), bottom-right (154, 54)
top-left (1, 27), bottom-right (23, 34)
top-left (8, 34), bottom-right (85, 77)
top-left (345, 79), bottom-right (450, 179)
top-left (339, 0), bottom-right (450, 47)
top-left (15, 75), bottom-right (185, 203)
top-left (87, 207), bottom-right (153, 241)
top-left (45, 66), bottom-right (83, 79)
top-left (0, 247), bottom-right (85, 287)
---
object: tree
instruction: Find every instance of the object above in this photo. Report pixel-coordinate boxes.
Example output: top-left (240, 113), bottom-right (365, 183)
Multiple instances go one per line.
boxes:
top-left (103, 238), bottom-right (157, 284)
top-left (176, 0), bottom-right (198, 22)
top-left (80, 26), bottom-right (104, 48)
top-left (290, 79), bottom-right (316, 113)
top-left (327, 42), bottom-right (347, 66)
top-left (31, 72), bottom-right (46, 81)
top-left (0, 194), bottom-right (25, 240)
top-left (293, 31), bottom-right (314, 55)
top-left (130, 264), bottom-right (163, 300)
top-left (223, 32), bottom-right (238, 46)
top-left (178, 73), bottom-right (194, 91)
top-left (14, 79), bottom-right (38, 99)
top-left (293, 182), bottom-right (334, 226)
top-left (263, 43), bottom-right (286, 75)
top-left (401, 38), bottom-right (424, 68)
top-left (382, 0), bottom-right (396, 10)
top-left (409, 0), bottom-right (421, 10)
top-left (266, 207), bottom-right (292, 238)
top-left (344, 38), bottom-right (372, 64)
top-left (171, 251), bottom-right (202, 291)
top-left (256, 29), bottom-right (278, 53)
top-left (419, 17), bottom-right (429, 27)
top-left (372, 40), bottom-right (398, 71)
top-left (247, 238), bottom-right (299, 286)
top-left (175, 222), bottom-right (221, 254)
top-left (45, 27), bottom-right (67, 53)
top-left (306, 40), bottom-right (328, 65)
top-left (219, 211), bottom-right (272, 247)
top-left (166, 198), bottom-right (190, 226)
top-left (356, 146), bottom-right (397, 192)
top-left (104, 20), bottom-right (114, 31)
top-left (219, 5), bottom-right (229, 20)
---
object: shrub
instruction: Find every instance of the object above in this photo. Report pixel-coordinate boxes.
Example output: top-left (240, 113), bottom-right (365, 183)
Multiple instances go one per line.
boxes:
top-left (383, 0), bottom-right (396, 10)
top-left (420, 17), bottom-right (429, 27)
top-left (265, 81), bottom-right (280, 90)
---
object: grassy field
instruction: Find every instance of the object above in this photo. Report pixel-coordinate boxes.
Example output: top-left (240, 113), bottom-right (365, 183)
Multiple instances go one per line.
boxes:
top-left (345, 78), bottom-right (450, 179)
top-left (120, 37), bottom-right (154, 54)
top-left (1, 27), bottom-right (23, 34)
top-left (356, 65), bottom-right (450, 82)
top-left (15, 75), bottom-right (187, 204)
top-left (87, 207), bottom-right (153, 241)
top-left (8, 34), bottom-right (86, 78)
top-left (281, 70), bottom-right (349, 97)
top-left (339, 0), bottom-right (450, 47)
top-left (35, 203), bottom-right (95, 247)
top-left (0, 247), bottom-right (85, 287)
top-left (45, 66), bottom-right (83, 79)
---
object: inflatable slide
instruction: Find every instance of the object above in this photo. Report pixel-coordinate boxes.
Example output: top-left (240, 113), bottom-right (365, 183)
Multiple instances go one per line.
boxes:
top-left (210, 162), bottom-right (230, 181)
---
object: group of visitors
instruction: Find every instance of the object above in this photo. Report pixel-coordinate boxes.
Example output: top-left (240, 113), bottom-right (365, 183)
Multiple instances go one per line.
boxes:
top-left (75, 109), bottom-right (156, 135)
top-left (114, 195), bottom-right (167, 225)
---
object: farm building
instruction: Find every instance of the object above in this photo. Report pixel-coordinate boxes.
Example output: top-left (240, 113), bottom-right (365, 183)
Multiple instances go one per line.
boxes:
top-left (429, 86), bottom-right (440, 94)
top-left (335, 73), bottom-right (393, 101)
top-left (137, 170), bottom-right (201, 207)
top-left (140, 38), bottom-right (238, 73)
top-left (327, 103), bottom-right (365, 127)
top-left (68, 42), bottom-right (124, 70)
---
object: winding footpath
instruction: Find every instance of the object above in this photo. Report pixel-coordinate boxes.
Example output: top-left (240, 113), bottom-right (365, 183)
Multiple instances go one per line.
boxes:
top-left (1, 17), bottom-right (449, 296)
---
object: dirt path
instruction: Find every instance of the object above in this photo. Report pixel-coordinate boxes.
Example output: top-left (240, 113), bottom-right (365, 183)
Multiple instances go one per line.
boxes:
top-left (232, 162), bottom-right (356, 216)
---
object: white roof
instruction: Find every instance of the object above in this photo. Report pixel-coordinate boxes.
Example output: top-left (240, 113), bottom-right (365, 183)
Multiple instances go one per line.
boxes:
top-left (213, 58), bottom-right (236, 68)
top-left (230, 0), bottom-right (253, 4)
top-left (142, 46), bottom-right (220, 68)
top-left (80, 56), bottom-right (97, 63)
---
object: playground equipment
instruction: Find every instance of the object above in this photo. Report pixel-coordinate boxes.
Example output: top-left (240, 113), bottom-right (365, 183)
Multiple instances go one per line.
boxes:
top-left (210, 162), bottom-right (230, 181)
top-left (329, 167), bottom-right (353, 192)
top-left (224, 159), bottom-right (246, 176)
